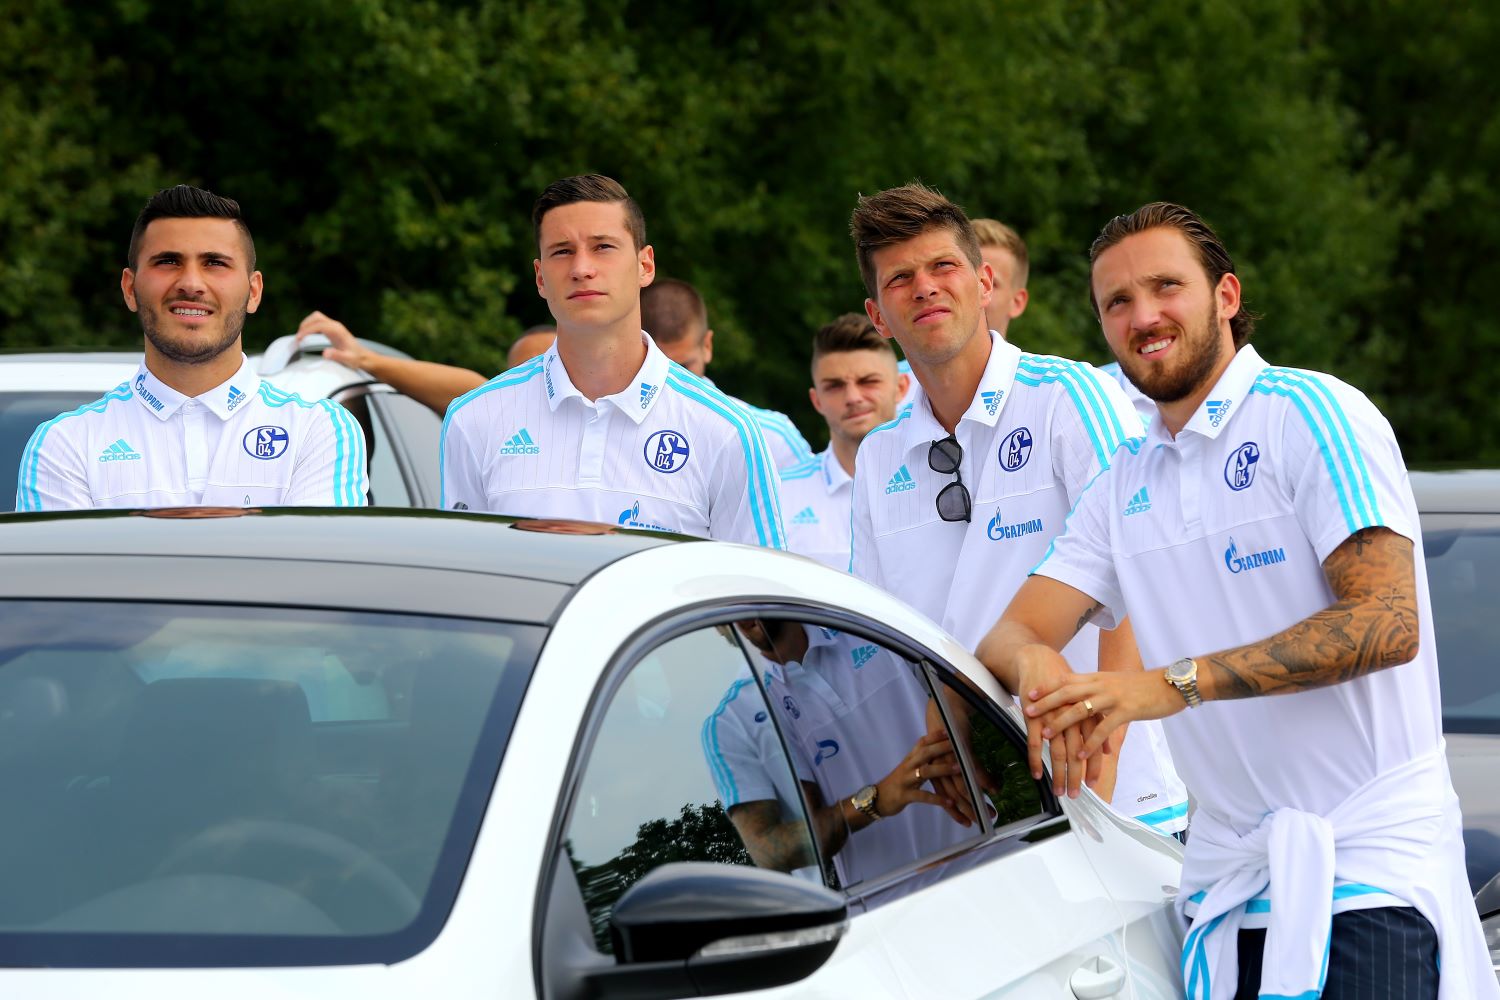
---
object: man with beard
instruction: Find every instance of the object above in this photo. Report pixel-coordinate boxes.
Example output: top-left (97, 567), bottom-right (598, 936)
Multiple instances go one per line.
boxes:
top-left (15, 186), bottom-right (367, 510)
top-left (847, 183), bottom-right (1188, 836)
top-left (978, 203), bottom-right (1494, 998)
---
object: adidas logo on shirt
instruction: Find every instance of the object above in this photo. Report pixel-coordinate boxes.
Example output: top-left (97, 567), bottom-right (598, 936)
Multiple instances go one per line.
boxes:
top-left (851, 644), bottom-right (877, 669)
top-left (98, 439), bottom-right (142, 463)
top-left (884, 465), bottom-right (917, 495)
top-left (1124, 486), bottom-right (1152, 516)
top-left (226, 385), bottom-right (247, 412)
top-left (791, 506), bottom-right (820, 526)
top-left (639, 382), bottom-right (660, 410)
top-left (981, 389), bottom-right (1004, 416)
top-left (1207, 398), bottom-right (1232, 427)
top-left (499, 428), bottom-right (541, 455)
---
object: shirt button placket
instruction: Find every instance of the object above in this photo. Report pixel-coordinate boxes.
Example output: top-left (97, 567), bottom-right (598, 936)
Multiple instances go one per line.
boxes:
top-left (579, 404), bottom-right (608, 484)
top-left (1179, 435), bottom-right (1202, 532)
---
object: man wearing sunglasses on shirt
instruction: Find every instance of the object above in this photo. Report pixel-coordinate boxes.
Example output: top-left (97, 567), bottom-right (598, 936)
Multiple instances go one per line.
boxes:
top-left (845, 183), bottom-right (1187, 836)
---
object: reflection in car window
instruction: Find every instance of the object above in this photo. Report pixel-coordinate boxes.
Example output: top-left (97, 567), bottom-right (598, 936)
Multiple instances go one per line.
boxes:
top-left (564, 626), bottom-right (817, 952)
top-left (743, 621), bottom-right (977, 891)
top-left (369, 392), bottom-right (441, 505)
top-left (1422, 517), bottom-right (1500, 733)
top-left (0, 392), bottom-right (96, 513)
top-left (0, 600), bottom-right (540, 967)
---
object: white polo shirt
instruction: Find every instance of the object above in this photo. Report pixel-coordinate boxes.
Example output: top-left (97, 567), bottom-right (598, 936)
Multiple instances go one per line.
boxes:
top-left (440, 335), bottom-right (785, 548)
top-left (731, 394), bottom-right (815, 473)
top-left (1099, 360), bottom-right (1156, 431)
top-left (780, 448), bottom-right (855, 571)
top-left (15, 357), bottom-right (368, 510)
top-left (705, 627), bottom-right (969, 886)
top-left (851, 332), bottom-right (1188, 832)
top-left (1036, 345), bottom-right (1452, 890)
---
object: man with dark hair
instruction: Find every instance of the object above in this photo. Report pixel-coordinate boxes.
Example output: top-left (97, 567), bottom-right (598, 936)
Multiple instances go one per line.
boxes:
top-left (16, 185), bottom-right (367, 510)
top-left (847, 182), bottom-right (1187, 835)
top-left (640, 278), bottom-right (814, 472)
top-left (979, 202), bottom-right (1495, 998)
top-left (970, 218), bottom-right (1029, 341)
top-left (441, 174), bottom-right (784, 547)
top-left (780, 313), bottom-right (907, 569)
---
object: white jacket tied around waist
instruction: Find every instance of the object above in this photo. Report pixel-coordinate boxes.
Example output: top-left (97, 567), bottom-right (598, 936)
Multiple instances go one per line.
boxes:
top-left (1177, 747), bottom-right (1496, 1000)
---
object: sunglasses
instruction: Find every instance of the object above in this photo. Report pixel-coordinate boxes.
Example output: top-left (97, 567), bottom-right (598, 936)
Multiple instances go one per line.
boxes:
top-left (928, 435), bottom-right (972, 523)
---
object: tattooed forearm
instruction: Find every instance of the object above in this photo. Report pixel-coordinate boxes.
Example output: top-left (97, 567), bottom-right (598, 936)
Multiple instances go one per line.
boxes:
top-left (1202, 528), bottom-right (1420, 701)
top-left (728, 801), bottom-right (819, 871)
top-left (1074, 602), bottom-right (1103, 636)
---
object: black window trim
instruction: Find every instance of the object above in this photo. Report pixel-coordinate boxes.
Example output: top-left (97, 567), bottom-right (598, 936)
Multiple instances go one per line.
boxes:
top-left (531, 596), bottom-right (1064, 995)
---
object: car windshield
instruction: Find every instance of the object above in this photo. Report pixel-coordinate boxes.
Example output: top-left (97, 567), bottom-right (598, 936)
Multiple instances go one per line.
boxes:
top-left (1, 392), bottom-right (99, 513)
top-left (1422, 514), bottom-right (1500, 734)
top-left (0, 600), bottom-right (541, 967)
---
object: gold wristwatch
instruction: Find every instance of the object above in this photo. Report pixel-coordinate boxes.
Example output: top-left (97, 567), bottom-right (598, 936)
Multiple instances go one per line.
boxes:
top-left (850, 784), bottom-right (881, 821)
top-left (1164, 656), bottom-right (1203, 708)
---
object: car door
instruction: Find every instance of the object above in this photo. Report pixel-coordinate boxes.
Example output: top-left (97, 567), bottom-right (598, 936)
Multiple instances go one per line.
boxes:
top-left (537, 604), bottom-right (1179, 999)
top-left (743, 611), bottom-right (1181, 1000)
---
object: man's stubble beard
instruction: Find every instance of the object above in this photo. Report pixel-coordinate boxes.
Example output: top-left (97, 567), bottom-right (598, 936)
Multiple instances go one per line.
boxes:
top-left (139, 298), bottom-right (248, 365)
top-left (1119, 299), bottom-right (1224, 404)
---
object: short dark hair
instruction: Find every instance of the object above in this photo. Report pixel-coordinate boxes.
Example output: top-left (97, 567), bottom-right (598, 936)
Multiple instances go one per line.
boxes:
top-left (1089, 202), bottom-right (1257, 348)
top-left (971, 217), bottom-right (1029, 288)
top-left (127, 185), bottom-right (255, 270)
top-left (640, 278), bottom-right (707, 345)
top-left (811, 313), bottom-right (893, 367)
top-left (531, 173), bottom-right (646, 252)
top-left (849, 182), bottom-right (982, 299)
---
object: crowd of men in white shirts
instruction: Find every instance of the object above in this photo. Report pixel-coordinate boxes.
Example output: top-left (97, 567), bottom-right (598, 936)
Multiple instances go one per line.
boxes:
top-left (15, 178), bottom-right (1496, 998)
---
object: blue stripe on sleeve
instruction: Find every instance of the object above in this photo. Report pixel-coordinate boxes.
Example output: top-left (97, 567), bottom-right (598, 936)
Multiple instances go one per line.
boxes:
top-left (17, 384), bottom-right (131, 512)
top-left (665, 370), bottom-right (785, 549)
top-left (700, 679), bottom-right (753, 805)
top-left (1015, 360), bottom-right (1111, 470)
top-left (438, 361), bottom-right (544, 510)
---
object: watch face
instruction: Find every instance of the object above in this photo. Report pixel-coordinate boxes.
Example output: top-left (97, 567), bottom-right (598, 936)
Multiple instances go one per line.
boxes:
top-left (1167, 658), bottom-right (1195, 682)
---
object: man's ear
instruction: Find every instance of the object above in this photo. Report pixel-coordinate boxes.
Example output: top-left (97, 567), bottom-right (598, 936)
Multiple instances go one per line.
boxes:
top-left (533, 258), bottom-right (546, 299)
top-left (865, 298), bottom-right (894, 340)
top-left (1216, 272), bottom-right (1242, 323)
top-left (1009, 287), bottom-right (1029, 319)
top-left (638, 244), bottom-right (656, 287)
top-left (247, 271), bottom-right (264, 314)
top-left (976, 260), bottom-right (995, 308)
top-left (121, 268), bottom-right (139, 313)
top-left (702, 327), bottom-right (714, 366)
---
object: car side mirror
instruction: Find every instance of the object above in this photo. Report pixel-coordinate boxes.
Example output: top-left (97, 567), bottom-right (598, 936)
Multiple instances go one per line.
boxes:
top-left (586, 862), bottom-right (847, 999)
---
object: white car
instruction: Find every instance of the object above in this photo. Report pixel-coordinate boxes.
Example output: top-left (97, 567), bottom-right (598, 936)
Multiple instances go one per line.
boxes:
top-left (0, 335), bottom-right (441, 509)
top-left (0, 508), bottom-right (1184, 997)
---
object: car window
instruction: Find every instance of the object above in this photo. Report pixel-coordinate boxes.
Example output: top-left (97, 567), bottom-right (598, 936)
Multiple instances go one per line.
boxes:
top-left (368, 392), bottom-right (440, 505)
top-left (562, 626), bottom-right (819, 953)
top-left (739, 620), bottom-right (989, 893)
top-left (0, 599), bottom-right (541, 967)
top-left (0, 392), bottom-right (97, 513)
top-left (1422, 514), bottom-right (1500, 733)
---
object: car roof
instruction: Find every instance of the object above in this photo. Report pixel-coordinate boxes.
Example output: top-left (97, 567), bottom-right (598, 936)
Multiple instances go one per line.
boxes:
top-left (1410, 468), bottom-right (1500, 513)
top-left (0, 509), bottom-right (692, 624)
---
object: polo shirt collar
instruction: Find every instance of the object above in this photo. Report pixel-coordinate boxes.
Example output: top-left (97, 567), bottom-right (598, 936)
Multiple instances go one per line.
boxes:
top-left (200, 356), bottom-right (262, 421)
top-left (1177, 344), bottom-right (1267, 440)
top-left (820, 447), bottom-right (852, 495)
top-left (541, 332), bottom-right (670, 425)
top-left (897, 330), bottom-right (1016, 457)
top-left (130, 363), bottom-right (186, 420)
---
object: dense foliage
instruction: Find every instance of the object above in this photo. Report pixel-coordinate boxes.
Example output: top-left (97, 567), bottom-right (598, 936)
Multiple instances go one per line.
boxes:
top-left (1, 0), bottom-right (1491, 460)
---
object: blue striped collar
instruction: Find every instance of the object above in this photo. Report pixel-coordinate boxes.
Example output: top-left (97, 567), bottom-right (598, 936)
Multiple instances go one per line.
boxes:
top-left (1150, 344), bottom-right (1266, 446)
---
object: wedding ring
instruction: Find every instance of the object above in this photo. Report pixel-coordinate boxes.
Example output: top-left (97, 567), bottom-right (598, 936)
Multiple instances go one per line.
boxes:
top-left (1084, 699), bottom-right (1095, 715)
top-left (914, 766), bottom-right (922, 782)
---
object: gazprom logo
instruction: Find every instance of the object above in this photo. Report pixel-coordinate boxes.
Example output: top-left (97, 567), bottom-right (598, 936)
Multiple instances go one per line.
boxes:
top-left (813, 739), bottom-right (839, 764)
top-left (885, 465), bottom-right (917, 494)
top-left (544, 353), bottom-right (557, 399)
top-left (1224, 537), bottom-right (1287, 575)
top-left (988, 508), bottom-right (1044, 541)
top-left (851, 645), bottom-right (877, 669)
top-left (1207, 398), bottom-right (1232, 427)
top-left (134, 373), bottom-right (165, 412)
top-left (617, 500), bottom-right (669, 531)
top-left (644, 429), bottom-right (690, 474)
top-left (981, 390), bottom-right (1004, 416)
